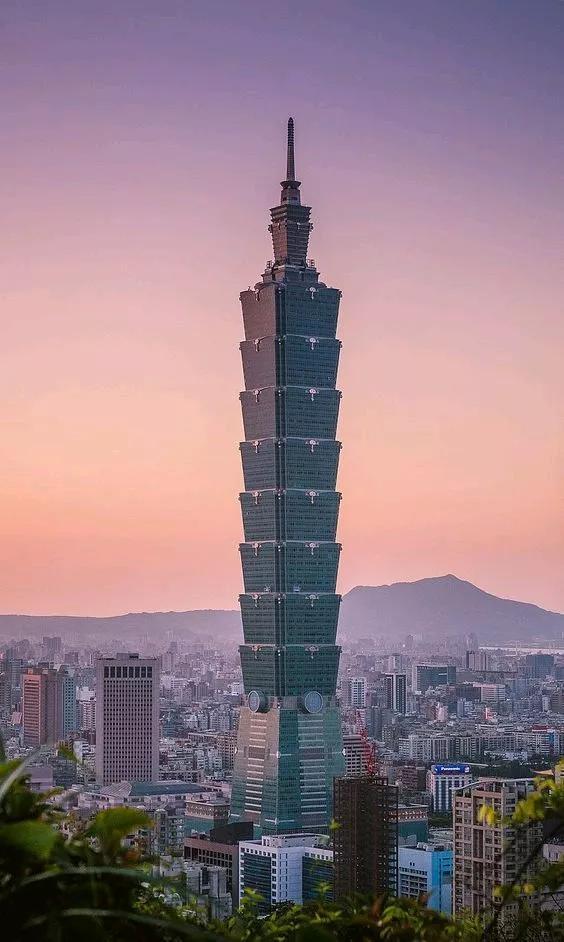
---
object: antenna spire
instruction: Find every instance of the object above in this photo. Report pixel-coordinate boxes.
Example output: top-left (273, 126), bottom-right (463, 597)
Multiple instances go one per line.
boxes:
top-left (280, 117), bottom-right (301, 205)
top-left (286, 116), bottom-right (295, 181)
top-left (271, 116), bottom-right (311, 263)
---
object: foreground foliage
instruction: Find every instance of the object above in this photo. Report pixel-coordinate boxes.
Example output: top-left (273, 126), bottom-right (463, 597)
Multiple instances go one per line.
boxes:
top-left (0, 755), bottom-right (212, 940)
top-left (223, 892), bottom-right (481, 942)
top-left (1, 749), bottom-right (564, 941)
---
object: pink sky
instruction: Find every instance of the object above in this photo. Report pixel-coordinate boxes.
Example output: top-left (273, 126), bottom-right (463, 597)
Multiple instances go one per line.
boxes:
top-left (1, 2), bottom-right (563, 615)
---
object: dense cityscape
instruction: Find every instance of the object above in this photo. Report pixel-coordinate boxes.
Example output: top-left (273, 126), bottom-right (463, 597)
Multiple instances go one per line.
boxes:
top-left (2, 5), bottom-right (563, 938)
top-left (2, 623), bottom-right (564, 920)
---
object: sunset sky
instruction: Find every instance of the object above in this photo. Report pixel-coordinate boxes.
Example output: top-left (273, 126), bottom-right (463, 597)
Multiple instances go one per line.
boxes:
top-left (1, 0), bottom-right (563, 616)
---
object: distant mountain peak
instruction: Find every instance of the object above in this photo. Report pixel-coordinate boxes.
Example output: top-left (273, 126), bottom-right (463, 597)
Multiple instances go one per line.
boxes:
top-left (341, 575), bottom-right (563, 641)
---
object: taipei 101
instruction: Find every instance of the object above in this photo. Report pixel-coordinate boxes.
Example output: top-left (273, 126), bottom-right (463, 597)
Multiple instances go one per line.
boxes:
top-left (1, 3), bottom-right (563, 938)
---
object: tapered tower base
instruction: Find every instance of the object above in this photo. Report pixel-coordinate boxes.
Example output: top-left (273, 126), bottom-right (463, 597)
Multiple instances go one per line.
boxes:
top-left (231, 700), bottom-right (343, 834)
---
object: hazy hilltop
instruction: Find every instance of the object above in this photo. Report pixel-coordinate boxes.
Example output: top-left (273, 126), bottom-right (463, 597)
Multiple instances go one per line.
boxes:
top-left (339, 574), bottom-right (564, 642)
top-left (0, 609), bottom-right (241, 642)
top-left (0, 575), bottom-right (562, 643)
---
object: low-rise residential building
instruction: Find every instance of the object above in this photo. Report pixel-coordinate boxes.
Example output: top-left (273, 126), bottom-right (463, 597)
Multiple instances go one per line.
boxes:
top-left (398, 842), bottom-right (453, 914)
top-left (184, 821), bottom-right (253, 907)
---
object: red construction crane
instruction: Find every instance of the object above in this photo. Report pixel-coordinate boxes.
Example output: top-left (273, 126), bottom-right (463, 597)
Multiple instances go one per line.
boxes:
top-left (355, 709), bottom-right (376, 778)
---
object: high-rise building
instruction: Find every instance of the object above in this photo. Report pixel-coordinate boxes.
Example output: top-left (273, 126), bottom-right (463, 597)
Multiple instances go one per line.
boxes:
top-left (95, 653), bottom-right (160, 785)
top-left (343, 734), bottom-right (368, 777)
top-left (230, 119), bottom-right (344, 834)
top-left (344, 676), bottom-right (367, 709)
top-left (184, 794), bottom-right (230, 834)
top-left (388, 653), bottom-right (403, 672)
top-left (385, 673), bottom-right (407, 715)
top-left (365, 704), bottom-right (386, 740)
top-left (0, 671), bottom-right (10, 718)
top-left (184, 863), bottom-right (233, 922)
top-left (478, 683), bottom-right (506, 702)
top-left (525, 653), bottom-right (555, 679)
top-left (413, 664), bottom-right (456, 694)
top-left (22, 666), bottom-right (64, 747)
top-left (395, 764), bottom-right (428, 794)
top-left (427, 763), bottom-right (473, 813)
top-left (453, 778), bottom-right (543, 921)
top-left (78, 691), bottom-right (96, 732)
top-left (61, 668), bottom-right (78, 737)
top-left (1, 654), bottom-right (24, 712)
top-left (41, 636), bottom-right (63, 660)
top-left (333, 775), bottom-right (398, 899)
top-left (465, 650), bottom-right (490, 672)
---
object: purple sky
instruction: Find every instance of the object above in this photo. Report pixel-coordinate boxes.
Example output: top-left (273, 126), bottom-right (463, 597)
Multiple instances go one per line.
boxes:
top-left (1, 1), bottom-right (563, 615)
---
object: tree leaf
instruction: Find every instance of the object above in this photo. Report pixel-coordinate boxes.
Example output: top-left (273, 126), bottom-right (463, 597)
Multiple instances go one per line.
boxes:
top-left (0, 820), bottom-right (58, 859)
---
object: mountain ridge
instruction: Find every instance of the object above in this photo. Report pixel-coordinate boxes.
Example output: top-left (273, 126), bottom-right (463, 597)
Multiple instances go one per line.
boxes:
top-left (0, 575), bottom-right (562, 642)
top-left (340, 574), bottom-right (564, 641)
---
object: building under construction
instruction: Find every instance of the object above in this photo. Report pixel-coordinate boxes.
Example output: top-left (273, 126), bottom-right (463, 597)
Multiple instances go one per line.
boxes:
top-left (333, 775), bottom-right (398, 899)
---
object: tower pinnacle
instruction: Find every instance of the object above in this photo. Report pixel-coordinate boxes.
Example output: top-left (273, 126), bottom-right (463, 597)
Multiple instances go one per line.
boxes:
top-left (280, 117), bottom-right (301, 205)
top-left (286, 116), bottom-right (295, 181)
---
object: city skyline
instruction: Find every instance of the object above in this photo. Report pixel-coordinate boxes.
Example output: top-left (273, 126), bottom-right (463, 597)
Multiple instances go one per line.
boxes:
top-left (2, 1), bottom-right (563, 617)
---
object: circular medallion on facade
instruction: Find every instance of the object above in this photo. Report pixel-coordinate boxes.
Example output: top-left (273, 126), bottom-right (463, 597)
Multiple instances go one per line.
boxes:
top-left (248, 690), bottom-right (262, 713)
top-left (303, 690), bottom-right (323, 714)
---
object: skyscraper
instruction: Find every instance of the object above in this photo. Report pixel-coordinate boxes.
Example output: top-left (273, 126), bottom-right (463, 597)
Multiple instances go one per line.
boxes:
top-left (342, 734), bottom-right (368, 777)
top-left (61, 668), bottom-right (78, 737)
top-left (465, 650), bottom-right (490, 672)
top-left (95, 653), bottom-right (160, 785)
top-left (385, 672), bottom-right (407, 715)
top-left (344, 676), bottom-right (367, 709)
top-left (1, 653), bottom-right (24, 713)
top-left (413, 664), bottom-right (456, 694)
top-left (525, 653), bottom-right (555, 679)
top-left (22, 666), bottom-right (64, 747)
top-left (333, 775), bottom-right (398, 899)
top-left (230, 119), bottom-right (344, 835)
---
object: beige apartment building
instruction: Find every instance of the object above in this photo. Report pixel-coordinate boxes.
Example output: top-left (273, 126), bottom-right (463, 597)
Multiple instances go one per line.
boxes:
top-left (22, 666), bottom-right (64, 747)
top-left (453, 778), bottom-right (543, 921)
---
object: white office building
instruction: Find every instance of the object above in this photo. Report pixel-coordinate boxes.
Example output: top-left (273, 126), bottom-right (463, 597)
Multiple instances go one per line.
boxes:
top-left (239, 834), bottom-right (333, 913)
top-left (427, 763), bottom-right (473, 813)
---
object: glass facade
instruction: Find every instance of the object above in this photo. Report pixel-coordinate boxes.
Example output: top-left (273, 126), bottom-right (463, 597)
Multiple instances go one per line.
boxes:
top-left (240, 852), bottom-right (272, 915)
top-left (231, 120), bottom-right (344, 834)
top-left (302, 855), bottom-right (334, 901)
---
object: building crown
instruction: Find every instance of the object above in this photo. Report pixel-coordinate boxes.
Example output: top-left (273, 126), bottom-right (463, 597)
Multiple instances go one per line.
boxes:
top-left (269, 117), bottom-right (313, 268)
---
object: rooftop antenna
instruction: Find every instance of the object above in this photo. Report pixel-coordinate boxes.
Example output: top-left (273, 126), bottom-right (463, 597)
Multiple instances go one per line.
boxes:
top-left (286, 116), bottom-right (295, 181)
